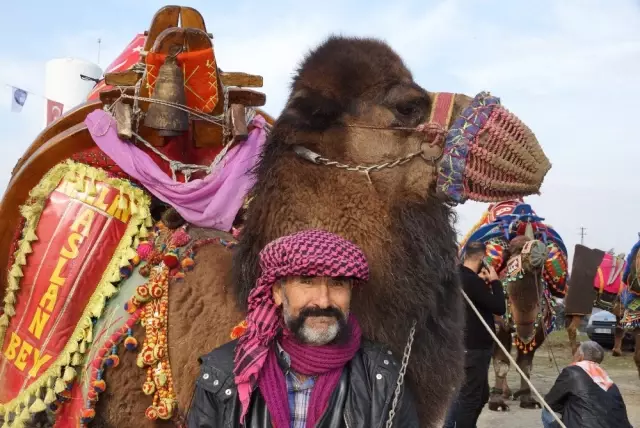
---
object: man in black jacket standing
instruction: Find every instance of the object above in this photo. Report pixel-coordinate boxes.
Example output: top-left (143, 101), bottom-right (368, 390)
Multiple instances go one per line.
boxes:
top-left (444, 241), bottom-right (506, 428)
top-left (542, 340), bottom-right (632, 428)
top-left (187, 229), bottom-right (419, 427)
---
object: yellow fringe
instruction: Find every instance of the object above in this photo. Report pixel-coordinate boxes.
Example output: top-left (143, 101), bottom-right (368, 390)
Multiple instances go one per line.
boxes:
top-left (0, 160), bottom-right (151, 416)
top-left (43, 388), bottom-right (55, 406)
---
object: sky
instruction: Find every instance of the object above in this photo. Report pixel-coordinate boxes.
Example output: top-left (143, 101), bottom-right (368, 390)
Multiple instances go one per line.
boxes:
top-left (0, 0), bottom-right (639, 265)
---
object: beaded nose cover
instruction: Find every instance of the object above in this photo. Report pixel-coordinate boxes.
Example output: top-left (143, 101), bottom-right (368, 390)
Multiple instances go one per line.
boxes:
top-left (436, 92), bottom-right (551, 203)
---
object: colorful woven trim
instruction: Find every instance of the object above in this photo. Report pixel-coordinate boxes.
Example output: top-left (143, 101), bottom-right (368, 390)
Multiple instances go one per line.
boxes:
top-left (436, 92), bottom-right (550, 203)
top-left (0, 160), bottom-right (151, 425)
top-left (122, 221), bottom-right (237, 422)
top-left (436, 91), bottom-right (500, 203)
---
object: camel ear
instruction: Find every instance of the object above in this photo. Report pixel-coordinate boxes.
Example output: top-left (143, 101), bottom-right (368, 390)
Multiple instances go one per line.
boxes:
top-left (435, 92), bottom-right (551, 204)
top-left (278, 88), bottom-right (344, 133)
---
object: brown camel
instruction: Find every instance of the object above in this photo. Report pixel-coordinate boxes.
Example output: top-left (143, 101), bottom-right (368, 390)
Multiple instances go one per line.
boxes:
top-left (564, 246), bottom-right (629, 357)
top-left (488, 235), bottom-right (552, 411)
top-left (91, 35), bottom-right (472, 428)
top-left (619, 241), bottom-right (640, 378)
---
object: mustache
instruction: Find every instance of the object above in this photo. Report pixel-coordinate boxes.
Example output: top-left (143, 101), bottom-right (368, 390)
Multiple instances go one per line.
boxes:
top-left (298, 306), bottom-right (345, 321)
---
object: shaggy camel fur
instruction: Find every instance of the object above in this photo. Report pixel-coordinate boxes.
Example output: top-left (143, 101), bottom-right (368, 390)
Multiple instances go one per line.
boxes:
top-left (90, 35), bottom-right (469, 427)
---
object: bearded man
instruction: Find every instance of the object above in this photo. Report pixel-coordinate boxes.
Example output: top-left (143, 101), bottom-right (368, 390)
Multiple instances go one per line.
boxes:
top-left (187, 229), bottom-right (419, 427)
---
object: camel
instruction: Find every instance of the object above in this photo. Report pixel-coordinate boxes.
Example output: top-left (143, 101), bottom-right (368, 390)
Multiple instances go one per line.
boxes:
top-left (564, 245), bottom-right (629, 357)
top-left (488, 235), bottom-right (552, 410)
top-left (459, 201), bottom-right (567, 411)
top-left (619, 239), bottom-right (640, 378)
top-left (0, 16), bottom-right (552, 428)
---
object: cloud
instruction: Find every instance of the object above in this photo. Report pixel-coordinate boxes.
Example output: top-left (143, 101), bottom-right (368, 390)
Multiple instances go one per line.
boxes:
top-left (1, 0), bottom-right (640, 265)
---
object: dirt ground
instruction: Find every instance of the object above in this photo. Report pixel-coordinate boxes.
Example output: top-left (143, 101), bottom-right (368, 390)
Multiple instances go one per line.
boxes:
top-left (473, 332), bottom-right (640, 427)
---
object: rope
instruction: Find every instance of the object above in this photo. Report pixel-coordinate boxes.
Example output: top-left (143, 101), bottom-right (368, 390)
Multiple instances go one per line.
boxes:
top-left (461, 289), bottom-right (567, 428)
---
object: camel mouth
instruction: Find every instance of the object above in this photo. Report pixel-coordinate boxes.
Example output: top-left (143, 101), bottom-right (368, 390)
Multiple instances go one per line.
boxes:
top-left (435, 92), bottom-right (551, 205)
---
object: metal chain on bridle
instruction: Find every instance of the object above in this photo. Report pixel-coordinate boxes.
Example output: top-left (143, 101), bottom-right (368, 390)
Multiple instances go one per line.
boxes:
top-left (385, 319), bottom-right (417, 428)
top-left (292, 122), bottom-right (446, 183)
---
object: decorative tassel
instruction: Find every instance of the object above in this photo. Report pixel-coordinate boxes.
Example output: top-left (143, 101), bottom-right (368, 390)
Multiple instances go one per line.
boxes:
top-left (87, 178), bottom-right (98, 197)
top-left (15, 252), bottom-right (27, 266)
top-left (118, 190), bottom-right (127, 210)
top-left (75, 177), bottom-right (85, 192)
top-left (24, 229), bottom-right (38, 242)
top-left (92, 379), bottom-right (106, 393)
top-left (126, 247), bottom-right (138, 261)
top-left (7, 276), bottom-right (19, 291)
top-left (79, 340), bottom-right (88, 354)
top-left (30, 397), bottom-right (47, 413)
top-left (19, 404), bottom-right (31, 421)
top-left (124, 335), bottom-right (138, 351)
top-left (67, 340), bottom-right (79, 354)
top-left (72, 352), bottom-right (83, 366)
top-left (109, 268), bottom-right (122, 283)
top-left (0, 314), bottom-right (9, 328)
top-left (91, 299), bottom-right (106, 317)
top-left (54, 378), bottom-right (66, 394)
top-left (104, 283), bottom-right (119, 298)
top-left (60, 353), bottom-right (70, 367)
top-left (44, 388), bottom-right (56, 405)
top-left (139, 225), bottom-right (149, 239)
top-left (9, 264), bottom-right (23, 278)
top-left (1, 419), bottom-right (9, 428)
top-left (85, 329), bottom-right (93, 343)
top-left (63, 366), bottom-right (76, 383)
top-left (3, 304), bottom-right (15, 317)
top-left (12, 417), bottom-right (27, 428)
top-left (19, 240), bottom-right (32, 255)
top-left (145, 216), bottom-right (153, 228)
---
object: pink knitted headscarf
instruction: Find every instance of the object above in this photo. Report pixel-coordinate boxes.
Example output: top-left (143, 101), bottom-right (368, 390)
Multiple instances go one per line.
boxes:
top-left (233, 229), bottom-right (369, 427)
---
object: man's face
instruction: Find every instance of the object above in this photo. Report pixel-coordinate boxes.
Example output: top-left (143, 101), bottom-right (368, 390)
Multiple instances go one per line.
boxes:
top-left (273, 276), bottom-right (353, 346)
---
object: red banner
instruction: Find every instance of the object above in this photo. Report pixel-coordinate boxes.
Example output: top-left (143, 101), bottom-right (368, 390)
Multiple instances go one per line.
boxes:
top-left (46, 99), bottom-right (64, 126)
top-left (87, 33), bottom-right (146, 102)
top-left (0, 179), bottom-right (131, 404)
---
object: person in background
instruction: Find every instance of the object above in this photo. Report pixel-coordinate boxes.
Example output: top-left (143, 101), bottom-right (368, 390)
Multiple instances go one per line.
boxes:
top-left (542, 340), bottom-right (632, 428)
top-left (444, 241), bottom-right (506, 428)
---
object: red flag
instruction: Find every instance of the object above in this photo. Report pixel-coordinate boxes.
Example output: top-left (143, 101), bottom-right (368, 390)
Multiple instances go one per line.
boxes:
top-left (46, 99), bottom-right (64, 125)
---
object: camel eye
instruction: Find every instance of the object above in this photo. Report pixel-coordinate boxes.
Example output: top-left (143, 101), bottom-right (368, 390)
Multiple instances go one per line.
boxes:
top-left (395, 101), bottom-right (420, 118)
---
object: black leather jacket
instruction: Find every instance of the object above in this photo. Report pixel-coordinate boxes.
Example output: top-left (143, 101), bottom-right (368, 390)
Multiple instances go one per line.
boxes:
top-left (544, 365), bottom-right (632, 428)
top-left (186, 339), bottom-right (419, 428)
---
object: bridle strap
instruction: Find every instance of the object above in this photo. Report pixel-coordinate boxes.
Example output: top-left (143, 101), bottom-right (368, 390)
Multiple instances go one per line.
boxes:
top-left (428, 92), bottom-right (456, 129)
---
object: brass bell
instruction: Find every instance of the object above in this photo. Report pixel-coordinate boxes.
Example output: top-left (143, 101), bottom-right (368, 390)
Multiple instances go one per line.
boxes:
top-left (144, 53), bottom-right (189, 136)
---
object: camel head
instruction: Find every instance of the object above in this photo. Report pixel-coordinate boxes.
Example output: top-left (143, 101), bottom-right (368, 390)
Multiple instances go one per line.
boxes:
top-left (268, 36), bottom-right (550, 207)
top-left (504, 234), bottom-right (550, 344)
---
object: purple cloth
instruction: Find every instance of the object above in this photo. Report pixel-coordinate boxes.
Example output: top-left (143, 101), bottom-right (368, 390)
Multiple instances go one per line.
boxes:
top-left (84, 109), bottom-right (267, 230)
top-left (258, 315), bottom-right (361, 428)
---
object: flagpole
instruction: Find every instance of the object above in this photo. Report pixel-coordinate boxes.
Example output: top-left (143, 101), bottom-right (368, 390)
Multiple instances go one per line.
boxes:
top-left (97, 38), bottom-right (102, 66)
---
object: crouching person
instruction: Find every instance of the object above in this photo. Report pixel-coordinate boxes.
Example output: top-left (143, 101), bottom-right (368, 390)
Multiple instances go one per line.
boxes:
top-left (187, 229), bottom-right (419, 427)
top-left (542, 340), bottom-right (632, 428)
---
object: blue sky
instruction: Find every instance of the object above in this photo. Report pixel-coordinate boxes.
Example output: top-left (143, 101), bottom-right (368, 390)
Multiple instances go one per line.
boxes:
top-left (1, 0), bottom-right (640, 264)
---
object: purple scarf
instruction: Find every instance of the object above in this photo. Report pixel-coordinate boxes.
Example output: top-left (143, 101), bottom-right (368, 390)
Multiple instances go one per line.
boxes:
top-left (84, 109), bottom-right (267, 231)
top-left (258, 315), bottom-right (361, 428)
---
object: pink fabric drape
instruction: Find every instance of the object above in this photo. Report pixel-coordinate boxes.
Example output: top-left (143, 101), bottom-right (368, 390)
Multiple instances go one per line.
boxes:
top-left (85, 109), bottom-right (267, 230)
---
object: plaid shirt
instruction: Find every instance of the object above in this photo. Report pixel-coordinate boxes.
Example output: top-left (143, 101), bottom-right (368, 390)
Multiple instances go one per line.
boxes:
top-left (277, 343), bottom-right (316, 428)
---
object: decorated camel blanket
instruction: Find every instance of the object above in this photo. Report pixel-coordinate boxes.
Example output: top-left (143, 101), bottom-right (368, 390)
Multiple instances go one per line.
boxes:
top-left (459, 200), bottom-right (568, 298)
top-left (0, 161), bottom-right (151, 423)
